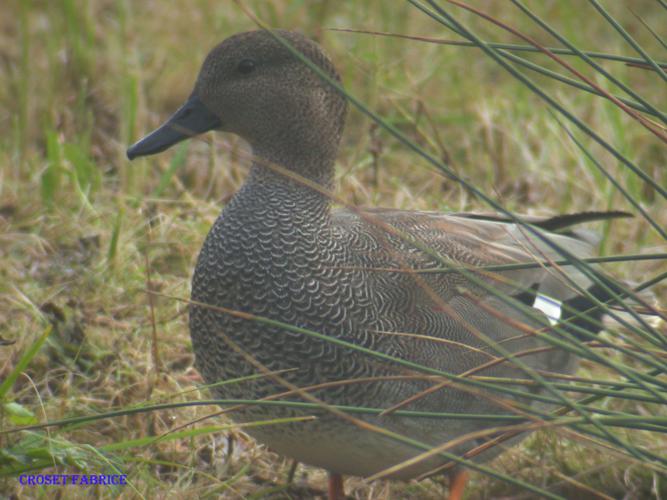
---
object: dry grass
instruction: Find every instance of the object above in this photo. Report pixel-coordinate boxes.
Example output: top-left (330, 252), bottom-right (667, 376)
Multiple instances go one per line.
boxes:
top-left (1, 1), bottom-right (666, 498)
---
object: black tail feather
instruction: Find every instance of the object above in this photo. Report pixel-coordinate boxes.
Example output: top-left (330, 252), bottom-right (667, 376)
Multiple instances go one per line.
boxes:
top-left (559, 279), bottom-right (630, 339)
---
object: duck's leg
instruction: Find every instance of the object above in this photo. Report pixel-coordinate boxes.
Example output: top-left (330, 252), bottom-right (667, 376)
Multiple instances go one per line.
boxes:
top-left (286, 460), bottom-right (298, 484)
top-left (448, 469), bottom-right (469, 500)
top-left (328, 472), bottom-right (345, 500)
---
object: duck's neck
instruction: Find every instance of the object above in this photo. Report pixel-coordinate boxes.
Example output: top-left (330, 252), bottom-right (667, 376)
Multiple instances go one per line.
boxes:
top-left (248, 140), bottom-right (337, 191)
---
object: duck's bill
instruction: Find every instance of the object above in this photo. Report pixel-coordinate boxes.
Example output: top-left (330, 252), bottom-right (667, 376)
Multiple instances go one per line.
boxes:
top-left (126, 95), bottom-right (221, 160)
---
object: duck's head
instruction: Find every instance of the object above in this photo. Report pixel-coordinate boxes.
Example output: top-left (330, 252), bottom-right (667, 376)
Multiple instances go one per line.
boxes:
top-left (127, 30), bottom-right (347, 178)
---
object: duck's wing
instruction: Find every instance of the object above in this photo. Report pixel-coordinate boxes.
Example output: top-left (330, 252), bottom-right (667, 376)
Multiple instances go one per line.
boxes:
top-left (332, 208), bottom-right (631, 341)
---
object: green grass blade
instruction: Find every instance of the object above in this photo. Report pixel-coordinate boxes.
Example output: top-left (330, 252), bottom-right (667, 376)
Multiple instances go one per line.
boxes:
top-left (0, 326), bottom-right (52, 399)
top-left (588, 0), bottom-right (667, 82)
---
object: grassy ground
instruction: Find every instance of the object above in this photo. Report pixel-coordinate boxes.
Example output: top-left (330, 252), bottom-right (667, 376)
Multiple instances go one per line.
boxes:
top-left (1, 1), bottom-right (666, 498)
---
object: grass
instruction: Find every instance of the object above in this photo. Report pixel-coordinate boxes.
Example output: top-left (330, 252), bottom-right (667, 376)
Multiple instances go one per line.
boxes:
top-left (1, 1), bottom-right (666, 498)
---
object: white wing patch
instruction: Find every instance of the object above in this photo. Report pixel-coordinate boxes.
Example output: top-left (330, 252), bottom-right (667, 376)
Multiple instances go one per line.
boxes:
top-left (533, 294), bottom-right (562, 326)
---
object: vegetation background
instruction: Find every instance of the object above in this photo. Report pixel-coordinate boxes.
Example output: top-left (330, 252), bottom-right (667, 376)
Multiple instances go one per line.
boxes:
top-left (1, 0), bottom-right (665, 498)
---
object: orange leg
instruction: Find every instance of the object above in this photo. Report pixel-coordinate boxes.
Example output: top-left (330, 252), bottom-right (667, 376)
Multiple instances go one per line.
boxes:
top-left (328, 472), bottom-right (345, 500)
top-left (448, 469), bottom-right (469, 500)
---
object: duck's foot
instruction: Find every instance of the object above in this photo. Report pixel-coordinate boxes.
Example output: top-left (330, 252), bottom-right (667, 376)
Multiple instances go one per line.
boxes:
top-left (448, 470), bottom-right (469, 500)
top-left (328, 472), bottom-right (345, 500)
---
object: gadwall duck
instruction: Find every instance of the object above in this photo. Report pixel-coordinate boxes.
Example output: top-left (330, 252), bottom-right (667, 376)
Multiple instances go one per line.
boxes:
top-left (127, 30), bottom-right (637, 499)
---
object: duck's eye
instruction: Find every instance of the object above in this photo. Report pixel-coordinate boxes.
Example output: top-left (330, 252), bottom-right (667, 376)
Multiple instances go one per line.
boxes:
top-left (237, 59), bottom-right (256, 74)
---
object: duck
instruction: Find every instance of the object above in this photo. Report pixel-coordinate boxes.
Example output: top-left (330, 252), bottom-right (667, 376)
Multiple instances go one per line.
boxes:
top-left (127, 29), bottom-right (637, 499)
